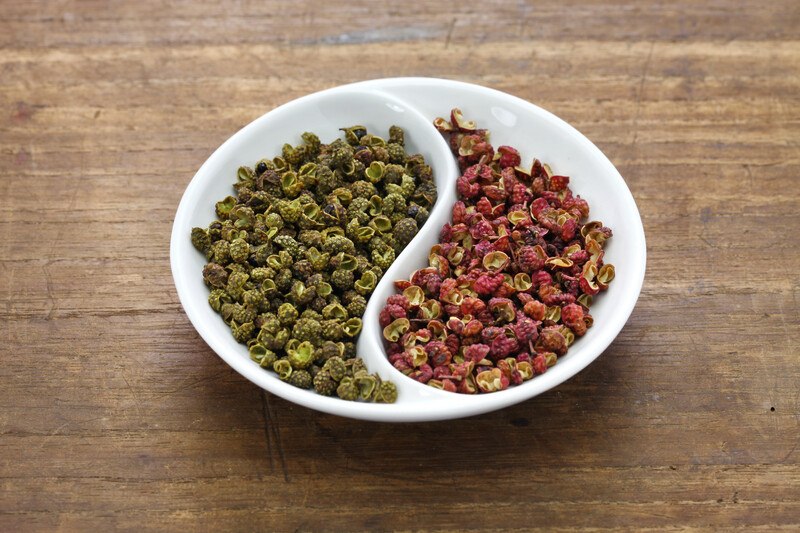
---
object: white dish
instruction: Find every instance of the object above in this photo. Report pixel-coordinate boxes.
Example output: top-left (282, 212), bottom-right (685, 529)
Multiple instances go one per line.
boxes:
top-left (170, 78), bottom-right (646, 422)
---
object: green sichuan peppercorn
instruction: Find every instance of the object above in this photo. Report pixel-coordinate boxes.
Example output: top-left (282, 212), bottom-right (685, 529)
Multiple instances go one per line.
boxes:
top-left (375, 381), bottom-right (398, 403)
top-left (288, 369), bottom-right (312, 389)
top-left (331, 269), bottom-right (355, 290)
top-left (313, 370), bottom-right (337, 396)
top-left (278, 303), bottom-right (299, 327)
top-left (345, 294), bottom-right (367, 318)
top-left (292, 317), bottom-right (322, 344)
top-left (336, 378), bottom-right (359, 401)
top-left (191, 227), bottom-right (211, 255)
top-left (191, 124), bottom-right (439, 403)
top-left (323, 356), bottom-right (347, 382)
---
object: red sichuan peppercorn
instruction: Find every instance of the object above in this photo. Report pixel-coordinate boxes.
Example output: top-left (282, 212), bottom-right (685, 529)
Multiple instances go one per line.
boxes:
top-left (380, 109), bottom-right (616, 394)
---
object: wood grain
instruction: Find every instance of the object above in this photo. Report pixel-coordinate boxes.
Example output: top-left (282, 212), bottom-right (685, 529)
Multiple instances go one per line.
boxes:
top-left (1, 0), bottom-right (798, 531)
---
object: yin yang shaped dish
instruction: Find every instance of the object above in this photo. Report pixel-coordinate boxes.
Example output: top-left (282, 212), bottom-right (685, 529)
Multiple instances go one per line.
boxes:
top-left (170, 78), bottom-right (646, 422)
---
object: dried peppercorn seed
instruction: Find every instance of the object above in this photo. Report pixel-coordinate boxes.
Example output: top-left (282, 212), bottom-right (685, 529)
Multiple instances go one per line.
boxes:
top-left (192, 124), bottom-right (439, 403)
top-left (381, 108), bottom-right (615, 395)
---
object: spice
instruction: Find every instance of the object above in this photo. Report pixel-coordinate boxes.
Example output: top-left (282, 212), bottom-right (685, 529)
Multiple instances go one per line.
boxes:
top-left (192, 125), bottom-right (438, 403)
top-left (380, 108), bottom-right (615, 394)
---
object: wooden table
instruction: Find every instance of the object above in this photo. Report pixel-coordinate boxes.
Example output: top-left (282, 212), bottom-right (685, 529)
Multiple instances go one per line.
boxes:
top-left (2, 1), bottom-right (798, 530)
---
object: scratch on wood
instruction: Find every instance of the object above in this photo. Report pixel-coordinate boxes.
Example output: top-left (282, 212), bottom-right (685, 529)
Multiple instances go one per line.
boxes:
top-left (697, 233), bottom-right (716, 248)
top-left (743, 164), bottom-right (755, 189)
top-left (41, 182), bottom-right (79, 320)
top-left (37, 422), bottom-right (70, 450)
top-left (697, 207), bottom-right (716, 249)
top-left (778, 437), bottom-right (799, 464)
top-left (122, 374), bottom-right (144, 420)
top-left (444, 17), bottom-right (456, 49)
top-left (262, 391), bottom-right (289, 482)
top-left (4, 264), bottom-right (15, 320)
top-left (632, 42), bottom-right (655, 146)
top-left (776, 297), bottom-right (792, 338)
top-left (773, 297), bottom-right (799, 467)
top-left (343, 463), bottom-right (455, 487)
top-left (516, 0), bottom-right (532, 37)
top-left (42, 260), bottom-right (57, 320)
top-left (260, 390), bottom-right (275, 474)
top-left (156, 372), bottom-right (229, 396)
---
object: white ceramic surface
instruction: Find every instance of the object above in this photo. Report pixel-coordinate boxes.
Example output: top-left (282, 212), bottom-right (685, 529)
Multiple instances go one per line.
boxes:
top-left (170, 78), bottom-right (647, 422)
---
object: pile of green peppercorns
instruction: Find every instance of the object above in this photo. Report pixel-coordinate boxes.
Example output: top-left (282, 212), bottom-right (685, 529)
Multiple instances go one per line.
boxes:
top-left (190, 125), bottom-right (437, 403)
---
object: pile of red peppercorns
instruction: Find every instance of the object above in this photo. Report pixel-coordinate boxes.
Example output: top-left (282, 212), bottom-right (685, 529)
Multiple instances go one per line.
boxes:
top-left (379, 108), bottom-right (616, 394)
